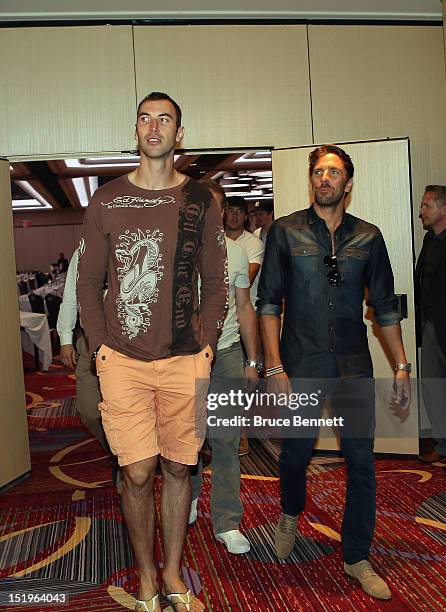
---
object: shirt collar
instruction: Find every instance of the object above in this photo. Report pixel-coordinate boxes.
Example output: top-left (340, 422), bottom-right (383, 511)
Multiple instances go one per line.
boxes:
top-left (307, 205), bottom-right (321, 225)
top-left (307, 204), bottom-right (348, 229)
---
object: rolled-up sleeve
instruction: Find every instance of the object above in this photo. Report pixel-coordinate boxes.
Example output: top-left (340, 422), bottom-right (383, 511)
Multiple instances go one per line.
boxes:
top-left (256, 221), bottom-right (285, 318)
top-left (366, 231), bottom-right (402, 327)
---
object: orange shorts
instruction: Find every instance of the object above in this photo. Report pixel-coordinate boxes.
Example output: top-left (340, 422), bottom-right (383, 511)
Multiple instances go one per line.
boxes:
top-left (95, 344), bottom-right (212, 466)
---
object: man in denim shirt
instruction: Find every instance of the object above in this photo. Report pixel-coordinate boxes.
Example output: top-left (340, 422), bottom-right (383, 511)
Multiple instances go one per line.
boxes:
top-left (257, 145), bottom-right (411, 600)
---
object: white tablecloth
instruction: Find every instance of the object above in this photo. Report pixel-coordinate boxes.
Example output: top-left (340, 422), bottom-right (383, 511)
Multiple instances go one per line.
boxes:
top-left (33, 278), bottom-right (65, 298)
top-left (19, 311), bottom-right (52, 371)
top-left (18, 295), bottom-right (33, 312)
top-left (18, 279), bottom-right (65, 313)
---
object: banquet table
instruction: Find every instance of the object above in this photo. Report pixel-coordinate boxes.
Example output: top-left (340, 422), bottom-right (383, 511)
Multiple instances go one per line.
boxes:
top-left (19, 311), bottom-right (52, 371)
top-left (18, 277), bottom-right (66, 313)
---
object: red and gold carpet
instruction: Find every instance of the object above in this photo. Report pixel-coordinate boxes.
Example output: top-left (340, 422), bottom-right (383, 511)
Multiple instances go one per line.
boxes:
top-left (0, 357), bottom-right (445, 610)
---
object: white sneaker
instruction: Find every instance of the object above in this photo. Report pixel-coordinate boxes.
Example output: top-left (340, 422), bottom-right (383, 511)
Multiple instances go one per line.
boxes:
top-left (215, 529), bottom-right (250, 554)
top-left (188, 498), bottom-right (198, 525)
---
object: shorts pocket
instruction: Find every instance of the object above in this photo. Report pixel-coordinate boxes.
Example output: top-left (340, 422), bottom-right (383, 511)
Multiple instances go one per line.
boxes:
top-left (95, 344), bottom-right (115, 373)
top-left (202, 344), bottom-right (214, 363)
top-left (194, 347), bottom-right (212, 418)
top-left (98, 400), bottom-right (121, 456)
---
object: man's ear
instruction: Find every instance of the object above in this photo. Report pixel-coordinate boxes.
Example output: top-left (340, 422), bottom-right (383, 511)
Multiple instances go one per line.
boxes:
top-left (345, 178), bottom-right (353, 194)
top-left (176, 126), bottom-right (185, 143)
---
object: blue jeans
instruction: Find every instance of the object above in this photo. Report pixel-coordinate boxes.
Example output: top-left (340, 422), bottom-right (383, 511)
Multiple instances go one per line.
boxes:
top-left (281, 354), bottom-right (376, 564)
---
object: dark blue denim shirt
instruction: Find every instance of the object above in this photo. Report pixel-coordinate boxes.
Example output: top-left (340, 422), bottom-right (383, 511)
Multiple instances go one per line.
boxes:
top-left (257, 206), bottom-right (401, 377)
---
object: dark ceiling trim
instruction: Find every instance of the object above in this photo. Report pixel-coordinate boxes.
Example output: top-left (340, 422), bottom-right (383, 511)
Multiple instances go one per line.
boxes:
top-left (26, 161), bottom-right (72, 209)
top-left (0, 19), bottom-right (442, 28)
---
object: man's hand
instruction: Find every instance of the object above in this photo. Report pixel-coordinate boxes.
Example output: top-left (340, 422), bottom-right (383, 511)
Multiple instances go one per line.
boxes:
top-left (243, 364), bottom-right (258, 392)
top-left (389, 370), bottom-right (411, 423)
top-left (60, 344), bottom-right (77, 370)
top-left (267, 371), bottom-right (293, 397)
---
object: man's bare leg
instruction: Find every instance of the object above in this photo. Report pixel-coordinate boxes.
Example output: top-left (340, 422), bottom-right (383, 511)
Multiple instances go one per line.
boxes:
top-left (160, 458), bottom-right (205, 611)
top-left (122, 456), bottom-right (161, 610)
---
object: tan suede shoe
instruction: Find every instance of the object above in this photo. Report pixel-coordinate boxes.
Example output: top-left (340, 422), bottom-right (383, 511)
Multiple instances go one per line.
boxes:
top-left (274, 513), bottom-right (298, 559)
top-left (344, 560), bottom-right (391, 600)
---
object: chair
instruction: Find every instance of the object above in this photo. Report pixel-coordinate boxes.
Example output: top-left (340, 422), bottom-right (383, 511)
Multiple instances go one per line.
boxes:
top-left (35, 272), bottom-right (47, 288)
top-left (45, 293), bottom-right (62, 330)
top-left (18, 281), bottom-right (29, 295)
top-left (45, 293), bottom-right (62, 357)
top-left (28, 293), bottom-right (46, 314)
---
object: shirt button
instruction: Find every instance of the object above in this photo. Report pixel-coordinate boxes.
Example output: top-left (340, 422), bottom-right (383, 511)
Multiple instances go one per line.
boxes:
top-left (329, 348), bottom-right (334, 353)
top-left (205, 352), bottom-right (210, 358)
top-left (329, 325), bottom-right (333, 332)
top-left (328, 300), bottom-right (333, 307)
top-left (101, 355), bottom-right (106, 360)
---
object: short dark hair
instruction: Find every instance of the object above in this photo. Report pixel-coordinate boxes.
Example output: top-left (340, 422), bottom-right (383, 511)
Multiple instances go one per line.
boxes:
top-left (226, 196), bottom-right (248, 213)
top-left (200, 179), bottom-right (227, 207)
top-left (425, 185), bottom-right (446, 206)
top-left (137, 92), bottom-right (182, 129)
top-left (308, 145), bottom-right (354, 180)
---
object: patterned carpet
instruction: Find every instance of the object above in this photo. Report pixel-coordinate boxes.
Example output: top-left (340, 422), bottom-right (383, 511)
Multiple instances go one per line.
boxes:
top-left (0, 356), bottom-right (445, 610)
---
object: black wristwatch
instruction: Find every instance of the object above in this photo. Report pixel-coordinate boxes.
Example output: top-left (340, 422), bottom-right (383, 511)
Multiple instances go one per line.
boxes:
top-left (91, 347), bottom-right (101, 361)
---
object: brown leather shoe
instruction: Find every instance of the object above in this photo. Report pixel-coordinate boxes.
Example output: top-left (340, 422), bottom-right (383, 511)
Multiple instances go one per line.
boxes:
top-left (418, 450), bottom-right (445, 463)
top-left (238, 434), bottom-right (249, 456)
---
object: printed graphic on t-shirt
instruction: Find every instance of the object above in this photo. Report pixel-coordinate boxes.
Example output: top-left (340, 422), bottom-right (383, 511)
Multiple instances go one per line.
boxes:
top-left (101, 195), bottom-right (176, 209)
top-left (115, 228), bottom-right (164, 339)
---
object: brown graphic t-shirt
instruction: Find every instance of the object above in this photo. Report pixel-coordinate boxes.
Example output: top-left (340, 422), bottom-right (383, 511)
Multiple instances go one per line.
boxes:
top-left (77, 174), bottom-right (228, 361)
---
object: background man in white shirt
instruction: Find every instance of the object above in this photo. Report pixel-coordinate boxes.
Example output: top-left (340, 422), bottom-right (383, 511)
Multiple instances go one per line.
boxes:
top-left (190, 181), bottom-right (259, 554)
top-left (225, 195), bottom-right (264, 456)
top-left (57, 249), bottom-right (115, 468)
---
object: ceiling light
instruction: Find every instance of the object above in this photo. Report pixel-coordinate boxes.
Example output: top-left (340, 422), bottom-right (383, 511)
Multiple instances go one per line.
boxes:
top-left (248, 171), bottom-right (272, 177)
top-left (244, 195), bottom-right (274, 200)
top-left (225, 190), bottom-right (263, 196)
top-left (65, 157), bottom-right (139, 169)
top-left (89, 176), bottom-right (99, 198)
top-left (63, 154), bottom-right (179, 170)
top-left (12, 199), bottom-right (52, 211)
top-left (14, 181), bottom-right (52, 209)
top-left (221, 183), bottom-right (249, 188)
top-left (72, 177), bottom-right (90, 207)
top-left (234, 151), bottom-right (271, 163)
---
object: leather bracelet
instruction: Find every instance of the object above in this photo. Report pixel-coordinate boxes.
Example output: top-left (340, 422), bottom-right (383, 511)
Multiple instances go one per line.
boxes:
top-left (265, 365), bottom-right (284, 377)
top-left (395, 362), bottom-right (411, 373)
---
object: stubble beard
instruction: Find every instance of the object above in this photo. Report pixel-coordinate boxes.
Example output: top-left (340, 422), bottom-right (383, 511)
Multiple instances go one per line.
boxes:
top-left (314, 191), bottom-right (345, 208)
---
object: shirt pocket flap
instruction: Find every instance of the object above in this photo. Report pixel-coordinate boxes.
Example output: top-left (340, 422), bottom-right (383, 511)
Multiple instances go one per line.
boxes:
top-left (291, 244), bottom-right (320, 256)
top-left (345, 247), bottom-right (369, 260)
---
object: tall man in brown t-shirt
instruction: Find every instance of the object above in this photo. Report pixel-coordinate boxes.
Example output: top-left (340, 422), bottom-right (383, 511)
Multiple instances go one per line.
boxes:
top-left (77, 92), bottom-right (228, 612)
